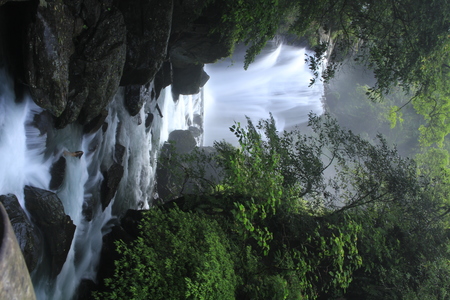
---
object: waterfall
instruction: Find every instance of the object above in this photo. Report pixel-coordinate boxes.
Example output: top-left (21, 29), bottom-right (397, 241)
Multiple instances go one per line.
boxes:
top-left (0, 42), bottom-right (322, 300)
top-left (204, 43), bottom-right (324, 145)
top-left (0, 65), bottom-right (198, 299)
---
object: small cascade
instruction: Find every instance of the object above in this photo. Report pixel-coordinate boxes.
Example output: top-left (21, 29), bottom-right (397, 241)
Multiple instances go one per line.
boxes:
top-left (158, 88), bottom-right (204, 146)
top-left (204, 43), bottom-right (324, 145)
top-left (0, 70), bottom-right (52, 206)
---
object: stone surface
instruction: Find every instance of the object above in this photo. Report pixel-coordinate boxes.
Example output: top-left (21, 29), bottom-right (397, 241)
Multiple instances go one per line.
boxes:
top-left (0, 202), bottom-right (36, 300)
top-left (0, 194), bottom-right (41, 273)
top-left (124, 85), bottom-right (144, 116)
top-left (69, 5), bottom-right (127, 126)
top-left (83, 109), bottom-right (108, 134)
top-left (49, 156), bottom-right (66, 190)
top-left (168, 129), bottom-right (197, 154)
top-left (24, 186), bottom-right (76, 278)
top-left (118, 0), bottom-right (173, 86)
top-left (172, 64), bottom-right (209, 97)
top-left (153, 61), bottom-right (172, 100)
top-left (25, 1), bottom-right (74, 117)
top-left (101, 163), bottom-right (124, 211)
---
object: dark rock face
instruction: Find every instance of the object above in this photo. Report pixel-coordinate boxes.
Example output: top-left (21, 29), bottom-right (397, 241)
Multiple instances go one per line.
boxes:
top-left (153, 61), bottom-right (172, 100)
top-left (92, 209), bottom-right (145, 297)
top-left (75, 7), bottom-right (126, 125)
top-left (114, 143), bottom-right (126, 165)
top-left (118, 0), bottom-right (173, 86)
top-left (172, 64), bottom-right (209, 96)
top-left (170, 32), bottom-right (231, 68)
top-left (49, 156), bottom-right (66, 190)
top-left (0, 194), bottom-right (42, 273)
top-left (101, 163), bottom-right (124, 211)
top-left (124, 85), bottom-right (144, 116)
top-left (24, 186), bottom-right (76, 278)
top-left (156, 130), bottom-right (197, 200)
top-left (145, 113), bottom-right (154, 128)
top-left (62, 5), bottom-right (126, 127)
top-left (168, 129), bottom-right (197, 154)
top-left (25, 1), bottom-right (74, 117)
top-left (83, 109), bottom-right (108, 134)
top-left (24, 1), bottom-right (126, 128)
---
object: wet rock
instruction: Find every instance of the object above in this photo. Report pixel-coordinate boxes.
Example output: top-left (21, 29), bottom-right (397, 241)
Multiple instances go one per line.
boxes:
top-left (172, 64), bottom-right (209, 97)
top-left (101, 163), bottom-right (124, 211)
top-left (156, 130), bottom-right (197, 200)
top-left (32, 110), bottom-right (53, 136)
top-left (0, 194), bottom-right (42, 273)
top-left (171, 0), bottom-right (210, 34)
top-left (170, 33), bottom-right (231, 68)
top-left (153, 61), bottom-right (172, 100)
top-left (24, 186), bottom-right (76, 278)
top-left (70, 6), bottom-right (127, 126)
top-left (76, 279), bottom-right (96, 300)
top-left (120, 209), bottom-right (146, 239)
top-left (118, 0), bottom-right (173, 86)
top-left (94, 220), bottom-right (133, 295)
top-left (168, 129), bottom-right (197, 154)
top-left (83, 109), bottom-right (109, 134)
top-left (49, 156), bottom-right (66, 190)
top-left (145, 113), bottom-right (154, 128)
top-left (0, 0), bottom-right (27, 6)
top-left (25, 1), bottom-right (74, 117)
top-left (189, 126), bottom-right (202, 138)
top-left (114, 143), bottom-right (126, 165)
top-left (124, 85), bottom-right (143, 116)
top-left (193, 113), bottom-right (203, 126)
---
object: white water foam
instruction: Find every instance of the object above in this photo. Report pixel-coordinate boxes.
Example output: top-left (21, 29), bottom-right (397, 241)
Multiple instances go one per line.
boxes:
top-left (204, 44), bottom-right (324, 145)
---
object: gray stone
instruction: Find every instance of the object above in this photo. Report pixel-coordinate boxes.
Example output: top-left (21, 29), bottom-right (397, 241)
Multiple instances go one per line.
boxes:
top-left (24, 186), bottom-right (76, 278)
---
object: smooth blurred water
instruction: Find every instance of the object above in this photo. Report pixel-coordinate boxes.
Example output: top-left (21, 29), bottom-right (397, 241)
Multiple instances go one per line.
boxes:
top-left (204, 44), bottom-right (324, 145)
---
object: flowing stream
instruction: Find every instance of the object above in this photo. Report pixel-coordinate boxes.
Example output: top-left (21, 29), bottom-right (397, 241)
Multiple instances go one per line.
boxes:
top-left (0, 42), bottom-right (323, 299)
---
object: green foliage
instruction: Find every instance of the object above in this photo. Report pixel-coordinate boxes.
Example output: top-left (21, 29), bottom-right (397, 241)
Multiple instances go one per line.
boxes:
top-left (94, 207), bottom-right (237, 300)
top-left (99, 114), bottom-right (450, 299)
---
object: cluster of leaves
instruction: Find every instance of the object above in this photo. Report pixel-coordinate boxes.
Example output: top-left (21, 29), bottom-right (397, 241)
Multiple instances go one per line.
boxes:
top-left (93, 206), bottom-right (237, 300)
top-left (96, 114), bottom-right (450, 299)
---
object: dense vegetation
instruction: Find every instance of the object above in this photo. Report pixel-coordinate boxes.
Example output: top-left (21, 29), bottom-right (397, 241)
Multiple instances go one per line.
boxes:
top-left (95, 1), bottom-right (450, 299)
top-left (95, 114), bottom-right (450, 299)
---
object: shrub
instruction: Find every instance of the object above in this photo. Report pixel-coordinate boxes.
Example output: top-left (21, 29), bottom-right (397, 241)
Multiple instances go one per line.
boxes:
top-left (94, 206), bottom-right (238, 300)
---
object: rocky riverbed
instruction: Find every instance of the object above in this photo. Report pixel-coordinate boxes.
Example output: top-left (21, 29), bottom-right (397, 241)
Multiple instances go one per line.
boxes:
top-left (0, 0), bottom-right (232, 298)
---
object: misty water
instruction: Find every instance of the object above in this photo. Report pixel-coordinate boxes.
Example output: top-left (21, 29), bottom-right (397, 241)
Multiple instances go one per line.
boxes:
top-left (0, 43), bottom-right (323, 299)
top-left (204, 43), bottom-right (324, 145)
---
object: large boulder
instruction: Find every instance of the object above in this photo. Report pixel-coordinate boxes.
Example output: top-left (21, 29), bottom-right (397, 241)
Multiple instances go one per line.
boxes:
top-left (23, 0), bottom-right (126, 128)
top-left (49, 156), bottom-right (66, 190)
top-left (101, 162), bottom-right (124, 211)
top-left (118, 0), bottom-right (173, 86)
top-left (24, 186), bottom-right (76, 278)
top-left (168, 129), bottom-right (197, 154)
top-left (0, 194), bottom-right (42, 273)
top-left (25, 0), bottom-right (74, 117)
top-left (156, 130), bottom-right (197, 201)
top-left (172, 64), bottom-right (209, 97)
top-left (57, 3), bottom-right (126, 127)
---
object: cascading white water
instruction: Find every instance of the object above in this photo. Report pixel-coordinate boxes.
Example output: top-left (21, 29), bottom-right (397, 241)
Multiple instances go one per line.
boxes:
top-left (204, 43), bottom-right (324, 145)
top-left (0, 41), bottom-right (323, 300)
top-left (0, 63), bottom-right (203, 299)
top-left (0, 70), bottom-right (52, 206)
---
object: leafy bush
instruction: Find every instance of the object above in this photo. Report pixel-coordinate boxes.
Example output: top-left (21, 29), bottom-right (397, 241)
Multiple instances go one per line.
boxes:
top-left (94, 206), bottom-right (238, 300)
